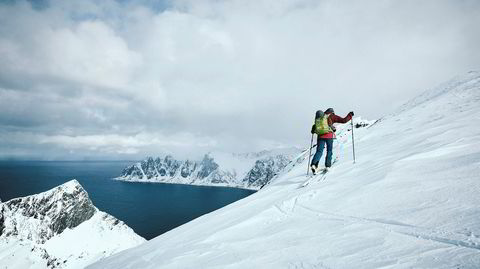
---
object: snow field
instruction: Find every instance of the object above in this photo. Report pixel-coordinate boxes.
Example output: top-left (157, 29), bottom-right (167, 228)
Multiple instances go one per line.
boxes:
top-left (86, 71), bottom-right (480, 268)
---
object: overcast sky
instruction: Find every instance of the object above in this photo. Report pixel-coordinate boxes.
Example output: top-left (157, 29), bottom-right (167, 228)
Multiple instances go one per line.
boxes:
top-left (1, 0), bottom-right (479, 160)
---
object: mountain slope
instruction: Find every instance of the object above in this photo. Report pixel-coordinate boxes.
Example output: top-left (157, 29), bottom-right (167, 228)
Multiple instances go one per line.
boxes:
top-left (0, 180), bottom-right (145, 269)
top-left (116, 149), bottom-right (301, 190)
top-left (88, 71), bottom-right (480, 269)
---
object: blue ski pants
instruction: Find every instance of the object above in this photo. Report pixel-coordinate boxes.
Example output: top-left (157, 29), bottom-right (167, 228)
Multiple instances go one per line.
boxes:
top-left (311, 138), bottom-right (334, 168)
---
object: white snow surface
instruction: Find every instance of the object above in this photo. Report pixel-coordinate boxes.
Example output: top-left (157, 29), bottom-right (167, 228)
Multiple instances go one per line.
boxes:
top-left (89, 71), bottom-right (480, 269)
top-left (0, 180), bottom-right (145, 269)
top-left (41, 211), bottom-right (145, 269)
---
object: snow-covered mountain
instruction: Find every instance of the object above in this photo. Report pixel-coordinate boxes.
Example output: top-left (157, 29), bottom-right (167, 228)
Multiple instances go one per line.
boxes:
top-left (89, 71), bottom-right (480, 268)
top-left (0, 180), bottom-right (145, 269)
top-left (116, 148), bottom-right (302, 190)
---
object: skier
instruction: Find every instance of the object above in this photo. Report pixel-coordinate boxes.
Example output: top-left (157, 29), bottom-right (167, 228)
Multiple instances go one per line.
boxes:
top-left (310, 108), bottom-right (354, 174)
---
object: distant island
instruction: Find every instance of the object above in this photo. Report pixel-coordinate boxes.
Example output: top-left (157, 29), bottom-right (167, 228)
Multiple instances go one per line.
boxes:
top-left (116, 148), bottom-right (302, 190)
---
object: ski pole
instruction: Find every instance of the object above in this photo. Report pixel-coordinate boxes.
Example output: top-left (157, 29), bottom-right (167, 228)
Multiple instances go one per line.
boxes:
top-left (351, 118), bottom-right (356, 163)
top-left (307, 133), bottom-right (314, 175)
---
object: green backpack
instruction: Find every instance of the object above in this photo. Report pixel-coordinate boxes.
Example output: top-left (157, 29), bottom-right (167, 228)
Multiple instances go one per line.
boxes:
top-left (314, 111), bottom-right (332, 135)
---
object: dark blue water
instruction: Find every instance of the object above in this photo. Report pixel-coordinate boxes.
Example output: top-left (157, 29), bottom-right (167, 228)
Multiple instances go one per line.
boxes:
top-left (0, 161), bottom-right (255, 240)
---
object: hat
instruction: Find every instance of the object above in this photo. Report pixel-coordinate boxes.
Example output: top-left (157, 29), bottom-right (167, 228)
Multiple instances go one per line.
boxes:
top-left (325, 108), bottom-right (334, 114)
top-left (315, 110), bottom-right (324, 119)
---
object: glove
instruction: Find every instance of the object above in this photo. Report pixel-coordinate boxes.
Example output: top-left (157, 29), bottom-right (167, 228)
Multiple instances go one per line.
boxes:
top-left (332, 126), bottom-right (337, 132)
top-left (349, 111), bottom-right (354, 117)
top-left (311, 124), bottom-right (316, 134)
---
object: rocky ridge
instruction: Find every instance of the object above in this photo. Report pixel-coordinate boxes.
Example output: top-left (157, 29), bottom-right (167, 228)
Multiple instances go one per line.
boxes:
top-left (0, 180), bottom-right (145, 269)
top-left (117, 149), bottom-right (300, 190)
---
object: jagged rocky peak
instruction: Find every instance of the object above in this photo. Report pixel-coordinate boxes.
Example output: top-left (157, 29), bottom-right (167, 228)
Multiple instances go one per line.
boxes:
top-left (181, 159), bottom-right (196, 178)
top-left (244, 155), bottom-right (291, 188)
top-left (120, 154), bottom-right (218, 180)
top-left (1, 181), bottom-right (146, 269)
top-left (163, 155), bottom-right (175, 164)
top-left (164, 155), bottom-right (181, 176)
top-left (0, 179), bottom-right (96, 243)
top-left (198, 154), bottom-right (219, 179)
top-left (138, 155), bottom-right (183, 178)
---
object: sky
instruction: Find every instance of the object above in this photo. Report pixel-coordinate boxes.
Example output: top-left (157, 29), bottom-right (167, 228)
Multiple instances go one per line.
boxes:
top-left (0, 0), bottom-right (479, 160)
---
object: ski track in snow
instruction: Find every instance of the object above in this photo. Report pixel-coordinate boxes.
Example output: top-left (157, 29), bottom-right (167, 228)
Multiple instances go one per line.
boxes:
top-left (273, 167), bottom-right (480, 253)
top-left (275, 200), bottom-right (480, 251)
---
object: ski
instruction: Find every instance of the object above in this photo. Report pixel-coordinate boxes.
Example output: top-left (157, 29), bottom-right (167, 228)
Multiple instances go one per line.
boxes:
top-left (299, 159), bottom-right (337, 188)
top-left (315, 168), bottom-right (330, 182)
top-left (299, 168), bottom-right (328, 188)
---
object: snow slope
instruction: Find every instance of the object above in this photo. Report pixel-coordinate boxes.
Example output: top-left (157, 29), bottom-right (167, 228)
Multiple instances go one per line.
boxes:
top-left (0, 180), bottom-right (145, 269)
top-left (89, 71), bottom-right (480, 269)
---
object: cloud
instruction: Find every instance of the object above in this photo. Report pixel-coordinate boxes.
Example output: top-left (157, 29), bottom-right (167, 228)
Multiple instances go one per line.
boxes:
top-left (0, 129), bottom-right (220, 160)
top-left (1, 0), bottom-right (479, 160)
top-left (0, 3), bottom-right (141, 91)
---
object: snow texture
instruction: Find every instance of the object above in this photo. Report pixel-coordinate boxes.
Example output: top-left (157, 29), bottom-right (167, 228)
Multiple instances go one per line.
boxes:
top-left (116, 148), bottom-right (301, 190)
top-left (89, 71), bottom-right (480, 269)
top-left (0, 180), bottom-right (145, 269)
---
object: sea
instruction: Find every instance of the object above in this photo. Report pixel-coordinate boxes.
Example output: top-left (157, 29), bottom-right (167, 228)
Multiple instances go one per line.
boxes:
top-left (0, 161), bottom-right (255, 240)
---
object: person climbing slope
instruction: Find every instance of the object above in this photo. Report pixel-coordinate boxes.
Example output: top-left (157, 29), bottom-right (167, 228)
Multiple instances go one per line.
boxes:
top-left (310, 108), bottom-right (354, 174)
